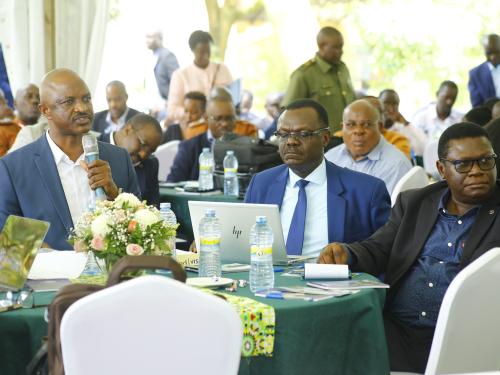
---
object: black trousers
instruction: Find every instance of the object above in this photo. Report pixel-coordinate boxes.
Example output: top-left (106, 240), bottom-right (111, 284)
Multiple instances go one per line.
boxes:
top-left (384, 314), bottom-right (435, 373)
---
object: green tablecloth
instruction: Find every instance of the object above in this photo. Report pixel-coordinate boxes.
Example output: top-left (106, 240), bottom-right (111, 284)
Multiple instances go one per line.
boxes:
top-left (160, 186), bottom-right (241, 241)
top-left (0, 272), bottom-right (389, 375)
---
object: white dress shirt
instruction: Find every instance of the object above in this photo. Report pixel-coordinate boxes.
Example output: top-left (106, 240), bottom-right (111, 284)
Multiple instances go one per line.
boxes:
top-left (411, 103), bottom-right (463, 141)
top-left (280, 159), bottom-right (329, 257)
top-left (46, 132), bottom-right (93, 227)
top-left (488, 62), bottom-right (500, 98)
top-left (104, 107), bottom-right (129, 134)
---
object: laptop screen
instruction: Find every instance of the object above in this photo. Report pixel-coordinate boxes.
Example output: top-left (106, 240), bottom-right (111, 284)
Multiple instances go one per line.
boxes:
top-left (188, 201), bottom-right (289, 264)
top-left (0, 216), bottom-right (50, 290)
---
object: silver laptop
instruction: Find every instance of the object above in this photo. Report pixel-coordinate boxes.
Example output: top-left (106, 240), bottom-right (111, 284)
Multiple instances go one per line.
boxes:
top-left (188, 201), bottom-right (316, 265)
top-left (0, 215), bottom-right (50, 291)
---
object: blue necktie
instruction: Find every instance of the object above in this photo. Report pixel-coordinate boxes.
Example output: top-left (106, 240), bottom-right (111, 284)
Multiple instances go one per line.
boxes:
top-left (286, 179), bottom-right (309, 255)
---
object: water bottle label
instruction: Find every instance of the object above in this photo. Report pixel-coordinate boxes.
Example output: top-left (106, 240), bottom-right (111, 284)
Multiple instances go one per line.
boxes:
top-left (200, 237), bottom-right (220, 245)
top-left (200, 165), bottom-right (213, 171)
top-left (250, 245), bottom-right (272, 256)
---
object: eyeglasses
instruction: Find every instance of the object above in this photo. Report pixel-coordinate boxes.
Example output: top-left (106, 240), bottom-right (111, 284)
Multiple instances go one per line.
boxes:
top-left (132, 129), bottom-right (152, 155)
top-left (273, 127), bottom-right (330, 142)
top-left (208, 115), bottom-right (235, 123)
top-left (439, 154), bottom-right (497, 173)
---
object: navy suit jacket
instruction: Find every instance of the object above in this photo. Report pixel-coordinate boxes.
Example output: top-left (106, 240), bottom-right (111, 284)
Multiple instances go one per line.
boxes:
top-left (468, 62), bottom-right (497, 107)
top-left (0, 135), bottom-right (141, 250)
top-left (167, 132), bottom-right (210, 182)
top-left (92, 107), bottom-right (141, 134)
top-left (98, 133), bottom-right (160, 208)
top-left (244, 160), bottom-right (391, 244)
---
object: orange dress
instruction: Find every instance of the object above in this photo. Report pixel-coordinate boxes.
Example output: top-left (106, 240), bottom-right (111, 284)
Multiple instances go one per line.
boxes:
top-left (0, 119), bottom-right (21, 156)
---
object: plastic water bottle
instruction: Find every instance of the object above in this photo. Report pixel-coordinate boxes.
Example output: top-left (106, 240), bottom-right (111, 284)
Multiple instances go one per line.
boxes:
top-left (198, 209), bottom-right (221, 278)
top-left (223, 150), bottom-right (239, 197)
top-left (198, 147), bottom-right (214, 191)
top-left (160, 202), bottom-right (177, 258)
top-left (249, 216), bottom-right (274, 293)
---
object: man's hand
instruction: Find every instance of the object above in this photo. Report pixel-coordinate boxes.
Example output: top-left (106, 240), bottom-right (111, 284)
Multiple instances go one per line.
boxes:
top-left (317, 243), bottom-right (349, 264)
top-left (80, 160), bottom-right (119, 200)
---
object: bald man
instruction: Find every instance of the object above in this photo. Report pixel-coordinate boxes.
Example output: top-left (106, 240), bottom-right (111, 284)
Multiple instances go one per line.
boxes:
top-left (0, 69), bottom-right (140, 250)
top-left (325, 100), bottom-right (411, 194)
top-left (469, 34), bottom-right (500, 107)
top-left (14, 83), bottom-right (41, 125)
top-left (282, 26), bottom-right (356, 132)
top-left (92, 80), bottom-right (140, 134)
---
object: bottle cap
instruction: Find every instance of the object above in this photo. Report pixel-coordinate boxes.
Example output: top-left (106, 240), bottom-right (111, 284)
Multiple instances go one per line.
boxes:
top-left (226, 150), bottom-right (234, 155)
top-left (205, 208), bottom-right (216, 217)
top-left (256, 215), bottom-right (267, 224)
top-left (202, 147), bottom-right (210, 152)
top-left (160, 202), bottom-right (171, 209)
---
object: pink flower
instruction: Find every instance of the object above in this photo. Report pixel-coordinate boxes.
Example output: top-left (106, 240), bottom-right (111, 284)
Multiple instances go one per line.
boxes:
top-left (126, 243), bottom-right (144, 256)
top-left (127, 220), bottom-right (138, 233)
top-left (73, 239), bottom-right (88, 253)
top-left (91, 235), bottom-right (105, 251)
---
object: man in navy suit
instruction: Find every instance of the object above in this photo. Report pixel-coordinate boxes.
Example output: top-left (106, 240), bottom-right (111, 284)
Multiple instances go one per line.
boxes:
top-left (167, 95), bottom-right (236, 182)
top-left (99, 113), bottom-right (162, 207)
top-left (0, 69), bottom-right (140, 250)
top-left (92, 81), bottom-right (141, 134)
top-left (245, 99), bottom-right (391, 257)
top-left (468, 34), bottom-right (500, 107)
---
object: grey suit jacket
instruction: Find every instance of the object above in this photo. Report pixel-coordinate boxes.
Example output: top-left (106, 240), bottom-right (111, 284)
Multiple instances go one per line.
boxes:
top-left (154, 47), bottom-right (179, 100)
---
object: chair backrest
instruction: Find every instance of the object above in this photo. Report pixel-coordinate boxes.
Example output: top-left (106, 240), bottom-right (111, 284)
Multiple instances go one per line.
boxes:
top-left (425, 248), bottom-right (500, 375)
top-left (60, 275), bottom-right (243, 375)
top-left (391, 166), bottom-right (429, 206)
top-left (423, 140), bottom-right (441, 181)
top-left (154, 140), bottom-right (180, 181)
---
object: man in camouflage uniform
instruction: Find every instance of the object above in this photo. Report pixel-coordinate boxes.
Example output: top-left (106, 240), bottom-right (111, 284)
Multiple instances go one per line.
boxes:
top-left (283, 27), bottom-right (356, 132)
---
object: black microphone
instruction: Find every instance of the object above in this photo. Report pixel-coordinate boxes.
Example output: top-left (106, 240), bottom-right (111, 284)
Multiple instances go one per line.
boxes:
top-left (82, 133), bottom-right (106, 200)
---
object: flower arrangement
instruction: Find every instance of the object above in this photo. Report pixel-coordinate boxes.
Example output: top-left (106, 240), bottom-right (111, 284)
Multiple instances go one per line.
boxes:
top-left (69, 193), bottom-right (178, 271)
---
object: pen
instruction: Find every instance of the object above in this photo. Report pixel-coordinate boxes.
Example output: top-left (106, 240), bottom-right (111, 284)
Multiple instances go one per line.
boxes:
top-left (255, 291), bottom-right (313, 301)
top-left (274, 267), bottom-right (284, 273)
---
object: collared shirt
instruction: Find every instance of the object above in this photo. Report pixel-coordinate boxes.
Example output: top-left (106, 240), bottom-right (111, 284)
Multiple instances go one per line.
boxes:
top-left (109, 131), bottom-right (116, 146)
top-left (104, 107), bottom-right (129, 134)
top-left (488, 62), bottom-right (500, 98)
top-left (280, 159), bottom-right (329, 257)
top-left (325, 137), bottom-right (412, 194)
top-left (45, 131), bottom-right (93, 227)
top-left (388, 121), bottom-right (428, 157)
top-left (390, 190), bottom-right (479, 328)
top-left (411, 103), bottom-right (463, 141)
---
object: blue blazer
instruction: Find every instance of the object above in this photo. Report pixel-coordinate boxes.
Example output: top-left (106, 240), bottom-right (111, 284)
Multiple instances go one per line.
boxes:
top-left (468, 62), bottom-right (497, 107)
top-left (0, 135), bottom-right (141, 250)
top-left (244, 160), bottom-right (391, 244)
top-left (167, 132), bottom-right (210, 182)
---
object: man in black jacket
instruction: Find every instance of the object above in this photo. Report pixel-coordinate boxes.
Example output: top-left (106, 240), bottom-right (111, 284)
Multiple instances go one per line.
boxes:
top-left (99, 113), bottom-right (162, 207)
top-left (319, 122), bottom-right (500, 373)
top-left (92, 81), bottom-right (140, 134)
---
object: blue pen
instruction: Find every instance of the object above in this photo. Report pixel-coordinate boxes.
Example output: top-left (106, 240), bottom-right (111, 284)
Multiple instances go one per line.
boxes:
top-left (274, 267), bottom-right (284, 273)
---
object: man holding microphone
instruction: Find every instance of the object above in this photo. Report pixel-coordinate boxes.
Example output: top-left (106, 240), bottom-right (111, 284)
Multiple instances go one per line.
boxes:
top-left (0, 69), bottom-right (140, 250)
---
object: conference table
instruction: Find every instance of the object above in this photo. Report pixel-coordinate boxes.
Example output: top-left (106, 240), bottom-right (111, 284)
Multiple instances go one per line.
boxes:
top-left (0, 271), bottom-right (390, 375)
top-left (160, 186), bottom-right (241, 241)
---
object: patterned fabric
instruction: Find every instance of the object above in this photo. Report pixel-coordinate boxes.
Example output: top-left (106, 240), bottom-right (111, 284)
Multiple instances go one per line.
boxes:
top-left (207, 290), bottom-right (276, 357)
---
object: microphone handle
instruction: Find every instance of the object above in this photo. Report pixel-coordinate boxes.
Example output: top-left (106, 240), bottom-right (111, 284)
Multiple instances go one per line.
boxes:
top-left (85, 152), bottom-right (107, 200)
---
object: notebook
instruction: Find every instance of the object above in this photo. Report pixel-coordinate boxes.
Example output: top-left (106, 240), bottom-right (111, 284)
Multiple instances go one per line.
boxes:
top-left (188, 201), bottom-right (317, 265)
top-left (0, 215), bottom-right (50, 291)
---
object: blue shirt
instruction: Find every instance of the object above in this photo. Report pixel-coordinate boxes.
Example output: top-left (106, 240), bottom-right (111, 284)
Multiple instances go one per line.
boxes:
top-left (390, 190), bottom-right (479, 328)
top-left (325, 137), bottom-right (412, 194)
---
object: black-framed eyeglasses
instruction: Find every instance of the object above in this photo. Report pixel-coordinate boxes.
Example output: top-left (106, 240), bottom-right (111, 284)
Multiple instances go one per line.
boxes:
top-left (273, 127), bottom-right (330, 142)
top-left (439, 154), bottom-right (497, 173)
top-left (132, 128), bottom-right (152, 154)
top-left (208, 115), bottom-right (235, 123)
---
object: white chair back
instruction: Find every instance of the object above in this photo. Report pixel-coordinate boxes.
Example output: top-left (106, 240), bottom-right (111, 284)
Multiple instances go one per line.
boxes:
top-left (423, 141), bottom-right (440, 181)
top-left (391, 166), bottom-right (429, 206)
top-left (154, 140), bottom-right (180, 181)
top-left (424, 248), bottom-right (500, 375)
top-left (60, 275), bottom-right (243, 375)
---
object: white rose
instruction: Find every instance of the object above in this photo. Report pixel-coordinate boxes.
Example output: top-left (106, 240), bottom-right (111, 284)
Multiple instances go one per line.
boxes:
top-left (134, 208), bottom-right (160, 229)
top-left (91, 214), bottom-right (111, 237)
top-left (114, 193), bottom-right (141, 208)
